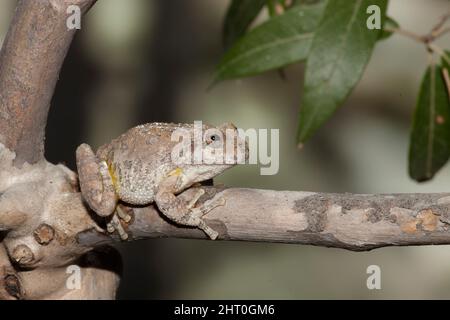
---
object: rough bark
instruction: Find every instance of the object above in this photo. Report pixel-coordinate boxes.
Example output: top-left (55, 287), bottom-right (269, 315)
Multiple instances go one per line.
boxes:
top-left (1, 0), bottom-right (450, 300)
top-left (71, 188), bottom-right (450, 251)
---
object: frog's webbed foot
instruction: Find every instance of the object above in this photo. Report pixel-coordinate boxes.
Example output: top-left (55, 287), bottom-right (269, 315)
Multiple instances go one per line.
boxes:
top-left (106, 206), bottom-right (132, 241)
top-left (189, 192), bottom-right (226, 240)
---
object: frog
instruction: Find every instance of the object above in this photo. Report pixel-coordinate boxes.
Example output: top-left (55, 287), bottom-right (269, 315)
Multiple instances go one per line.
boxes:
top-left (76, 122), bottom-right (247, 240)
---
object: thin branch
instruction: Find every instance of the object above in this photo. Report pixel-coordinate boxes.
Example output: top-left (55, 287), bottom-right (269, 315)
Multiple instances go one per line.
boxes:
top-left (385, 11), bottom-right (450, 45)
top-left (0, 0), bottom-right (96, 166)
top-left (433, 26), bottom-right (450, 40)
top-left (384, 27), bottom-right (425, 43)
top-left (430, 12), bottom-right (450, 38)
top-left (428, 43), bottom-right (450, 65)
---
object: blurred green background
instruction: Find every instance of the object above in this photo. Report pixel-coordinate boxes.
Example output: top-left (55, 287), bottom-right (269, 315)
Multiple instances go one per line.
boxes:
top-left (2, 0), bottom-right (450, 299)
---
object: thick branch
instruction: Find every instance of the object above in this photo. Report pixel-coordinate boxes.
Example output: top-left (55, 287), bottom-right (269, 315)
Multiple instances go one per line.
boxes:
top-left (0, 0), bottom-right (115, 300)
top-left (3, 144), bottom-right (450, 297)
top-left (0, 0), bottom-right (95, 166)
top-left (74, 188), bottom-right (450, 252)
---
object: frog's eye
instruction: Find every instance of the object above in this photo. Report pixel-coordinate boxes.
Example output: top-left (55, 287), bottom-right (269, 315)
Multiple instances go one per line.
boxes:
top-left (207, 134), bottom-right (221, 144)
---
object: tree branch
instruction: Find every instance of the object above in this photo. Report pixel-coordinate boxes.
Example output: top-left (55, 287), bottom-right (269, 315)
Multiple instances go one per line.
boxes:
top-left (0, 0), bottom-right (95, 166)
top-left (74, 187), bottom-right (450, 252)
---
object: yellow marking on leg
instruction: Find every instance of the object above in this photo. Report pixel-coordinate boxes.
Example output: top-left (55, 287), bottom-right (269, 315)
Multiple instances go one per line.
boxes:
top-left (168, 167), bottom-right (183, 177)
top-left (107, 162), bottom-right (120, 193)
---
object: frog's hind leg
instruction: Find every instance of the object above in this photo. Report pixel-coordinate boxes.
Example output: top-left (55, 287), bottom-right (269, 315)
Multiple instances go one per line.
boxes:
top-left (76, 143), bottom-right (117, 217)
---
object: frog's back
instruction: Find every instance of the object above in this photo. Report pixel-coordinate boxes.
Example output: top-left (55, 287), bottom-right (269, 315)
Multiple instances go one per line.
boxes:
top-left (96, 123), bottom-right (186, 205)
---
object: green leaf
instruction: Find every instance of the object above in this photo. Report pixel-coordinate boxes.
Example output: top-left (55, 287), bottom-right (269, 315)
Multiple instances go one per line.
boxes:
top-left (443, 51), bottom-right (450, 101)
top-left (379, 16), bottom-right (399, 40)
top-left (223, 0), bottom-right (267, 49)
top-left (409, 63), bottom-right (450, 182)
top-left (267, 0), bottom-right (278, 17)
top-left (297, 0), bottom-right (388, 144)
top-left (295, 0), bottom-right (326, 5)
top-left (215, 3), bottom-right (326, 82)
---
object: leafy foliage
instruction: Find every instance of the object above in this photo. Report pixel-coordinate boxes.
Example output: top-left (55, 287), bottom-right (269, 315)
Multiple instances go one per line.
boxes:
top-left (216, 2), bottom-right (325, 82)
top-left (216, 0), bottom-right (450, 182)
top-left (297, 0), bottom-right (387, 143)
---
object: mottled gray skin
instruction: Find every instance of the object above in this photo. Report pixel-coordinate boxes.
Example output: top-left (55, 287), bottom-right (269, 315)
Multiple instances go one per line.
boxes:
top-left (76, 122), bottom-right (246, 240)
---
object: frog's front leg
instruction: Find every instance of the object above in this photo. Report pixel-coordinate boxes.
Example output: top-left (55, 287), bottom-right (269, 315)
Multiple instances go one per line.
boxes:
top-left (155, 176), bottom-right (224, 240)
top-left (76, 143), bottom-right (130, 240)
